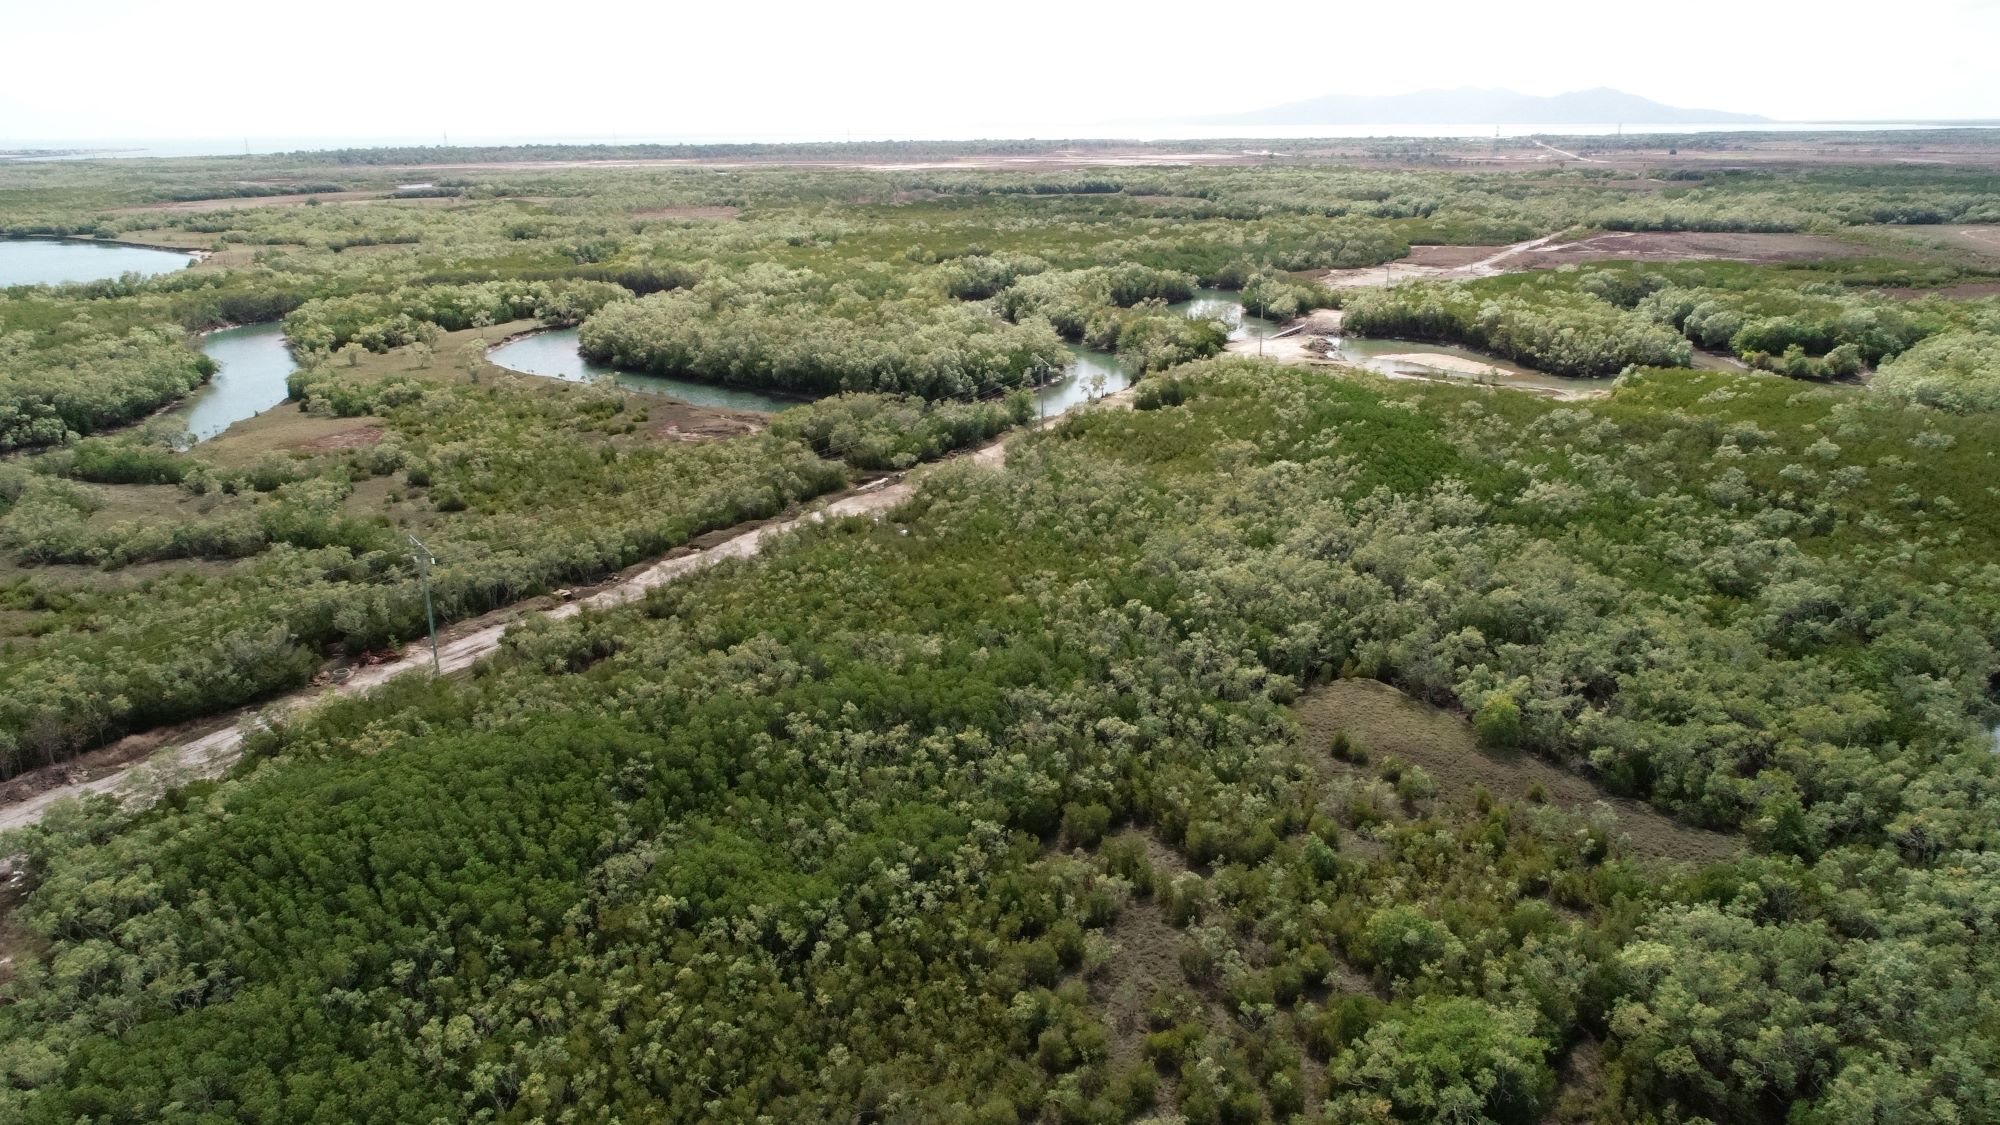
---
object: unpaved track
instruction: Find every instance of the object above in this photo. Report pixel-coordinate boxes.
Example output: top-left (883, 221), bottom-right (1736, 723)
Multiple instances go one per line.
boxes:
top-left (1467, 233), bottom-right (1564, 272)
top-left (1324, 233), bottom-right (1562, 287)
top-left (0, 480), bottom-right (916, 834)
top-left (0, 401), bottom-right (1145, 833)
top-left (1530, 139), bottom-right (1601, 164)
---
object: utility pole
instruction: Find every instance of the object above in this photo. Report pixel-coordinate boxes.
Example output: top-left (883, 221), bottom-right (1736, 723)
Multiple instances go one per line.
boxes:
top-left (409, 534), bottom-right (440, 674)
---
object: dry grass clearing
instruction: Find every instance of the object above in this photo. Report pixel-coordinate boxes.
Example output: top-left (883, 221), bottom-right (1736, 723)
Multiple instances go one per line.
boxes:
top-left (296, 424), bottom-right (384, 452)
top-left (109, 191), bottom-right (476, 215)
top-left (1097, 894), bottom-right (1184, 1069)
top-left (1874, 224), bottom-right (2000, 270)
top-left (632, 205), bottom-right (740, 221)
top-left (110, 190), bottom-right (391, 214)
top-left (198, 410), bottom-right (386, 467)
top-left (1292, 679), bottom-right (1741, 864)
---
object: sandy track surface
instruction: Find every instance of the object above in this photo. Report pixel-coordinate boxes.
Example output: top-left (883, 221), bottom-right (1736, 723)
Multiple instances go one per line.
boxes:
top-left (0, 400), bottom-right (1156, 833)
top-left (1530, 139), bottom-right (1601, 163)
top-left (1520, 229), bottom-right (1865, 267)
top-left (1224, 310), bottom-right (1343, 364)
top-left (1324, 234), bottom-right (1562, 287)
top-left (0, 478), bottom-right (920, 834)
top-left (1325, 228), bottom-right (1873, 288)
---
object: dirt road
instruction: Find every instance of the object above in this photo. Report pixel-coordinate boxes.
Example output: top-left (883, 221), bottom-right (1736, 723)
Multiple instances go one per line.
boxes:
top-left (0, 479), bottom-right (921, 835)
top-left (1323, 234), bottom-right (1563, 287)
top-left (0, 398), bottom-right (1153, 834)
top-left (1530, 139), bottom-right (1601, 163)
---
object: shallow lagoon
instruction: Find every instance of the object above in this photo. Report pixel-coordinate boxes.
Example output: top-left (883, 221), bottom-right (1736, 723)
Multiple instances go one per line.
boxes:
top-left (0, 238), bottom-right (195, 287)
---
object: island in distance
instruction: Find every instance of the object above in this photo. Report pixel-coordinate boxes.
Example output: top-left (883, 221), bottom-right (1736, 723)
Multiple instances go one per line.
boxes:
top-left (1203, 85), bottom-right (1770, 126)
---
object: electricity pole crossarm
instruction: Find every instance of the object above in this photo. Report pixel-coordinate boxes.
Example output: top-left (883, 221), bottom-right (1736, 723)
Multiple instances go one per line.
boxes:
top-left (409, 534), bottom-right (441, 675)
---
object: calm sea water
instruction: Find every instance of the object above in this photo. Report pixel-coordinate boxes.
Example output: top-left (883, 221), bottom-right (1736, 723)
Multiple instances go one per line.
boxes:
top-left (6, 122), bottom-right (1993, 160)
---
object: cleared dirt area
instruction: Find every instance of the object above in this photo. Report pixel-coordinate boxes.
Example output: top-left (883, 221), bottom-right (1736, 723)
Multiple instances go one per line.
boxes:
top-left (1432, 133), bottom-right (2000, 173)
top-left (1327, 230), bottom-right (1873, 288)
top-left (1225, 332), bottom-right (1330, 366)
top-left (1325, 235), bottom-right (1562, 287)
top-left (1519, 230), bottom-right (1866, 268)
top-left (1292, 679), bottom-right (1741, 865)
top-left (1323, 252), bottom-right (1486, 287)
top-left (649, 408), bottom-right (763, 441)
top-left (1368, 351), bottom-right (1506, 375)
top-left (1403, 245), bottom-right (1507, 269)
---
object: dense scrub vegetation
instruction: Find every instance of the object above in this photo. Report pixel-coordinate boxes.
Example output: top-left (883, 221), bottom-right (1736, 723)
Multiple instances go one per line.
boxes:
top-left (578, 267), bottom-right (1068, 398)
top-left (3, 354), bottom-right (2000, 1121)
top-left (1344, 259), bottom-right (2000, 381)
top-left (1871, 330), bottom-right (2000, 410)
top-left (768, 390), bottom-right (1032, 469)
top-left (0, 363), bottom-right (847, 777)
top-left (984, 265), bottom-right (1231, 372)
top-left (3, 146), bottom-right (2000, 1123)
top-left (1342, 281), bottom-right (1692, 376)
top-left (0, 328), bottom-right (214, 449)
top-left (1238, 271), bottom-right (1338, 321)
top-left (283, 279), bottom-right (630, 354)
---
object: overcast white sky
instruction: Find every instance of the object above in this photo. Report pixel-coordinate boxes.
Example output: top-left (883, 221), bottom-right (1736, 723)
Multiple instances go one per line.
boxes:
top-left (4, 0), bottom-right (1997, 142)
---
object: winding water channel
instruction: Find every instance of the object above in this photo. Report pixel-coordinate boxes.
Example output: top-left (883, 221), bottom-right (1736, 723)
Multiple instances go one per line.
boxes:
top-left (1, 238), bottom-right (296, 441)
top-left (486, 291), bottom-right (1285, 420)
top-left (486, 329), bottom-right (804, 413)
top-left (180, 324), bottom-right (297, 442)
top-left (487, 328), bottom-right (1152, 419)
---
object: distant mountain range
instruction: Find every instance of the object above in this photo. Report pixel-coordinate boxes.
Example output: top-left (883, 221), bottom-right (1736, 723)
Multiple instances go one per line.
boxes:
top-left (1204, 87), bottom-right (1769, 126)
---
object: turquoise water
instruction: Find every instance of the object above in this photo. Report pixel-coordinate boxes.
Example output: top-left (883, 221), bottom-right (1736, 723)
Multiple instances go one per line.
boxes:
top-left (494, 328), bottom-right (1146, 418)
top-left (1030, 345), bottom-right (1133, 416)
top-left (0, 238), bottom-right (194, 286)
top-left (180, 323), bottom-right (298, 442)
top-left (487, 328), bottom-right (801, 413)
top-left (1169, 289), bottom-right (1280, 342)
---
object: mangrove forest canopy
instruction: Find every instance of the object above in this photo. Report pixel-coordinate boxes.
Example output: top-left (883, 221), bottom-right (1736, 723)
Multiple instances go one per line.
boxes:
top-left (0, 136), bottom-right (1997, 1124)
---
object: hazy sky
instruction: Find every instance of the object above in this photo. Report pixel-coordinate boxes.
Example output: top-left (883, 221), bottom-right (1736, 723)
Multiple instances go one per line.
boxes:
top-left (4, 0), bottom-right (1997, 142)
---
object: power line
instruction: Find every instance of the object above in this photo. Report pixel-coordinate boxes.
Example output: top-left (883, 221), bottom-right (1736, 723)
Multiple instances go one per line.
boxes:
top-left (408, 534), bottom-right (440, 674)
